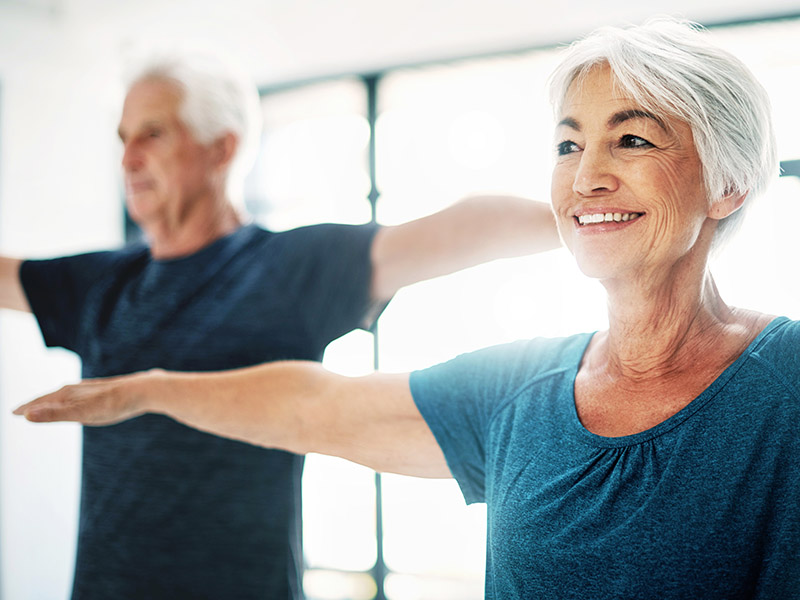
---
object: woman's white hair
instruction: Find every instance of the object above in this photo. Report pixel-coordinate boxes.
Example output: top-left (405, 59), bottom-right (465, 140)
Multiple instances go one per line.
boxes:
top-left (123, 46), bottom-right (263, 207)
top-left (549, 17), bottom-right (778, 248)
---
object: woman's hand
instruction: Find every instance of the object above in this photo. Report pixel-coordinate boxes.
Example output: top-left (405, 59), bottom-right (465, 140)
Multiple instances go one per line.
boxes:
top-left (12, 363), bottom-right (450, 478)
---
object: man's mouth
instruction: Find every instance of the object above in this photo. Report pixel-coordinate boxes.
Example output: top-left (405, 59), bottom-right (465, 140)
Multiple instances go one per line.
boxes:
top-left (576, 212), bottom-right (643, 226)
top-left (126, 180), bottom-right (154, 195)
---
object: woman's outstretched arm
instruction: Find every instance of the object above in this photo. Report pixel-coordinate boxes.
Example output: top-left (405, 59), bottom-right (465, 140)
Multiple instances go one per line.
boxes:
top-left (14, 362), bottom-right (450, 478)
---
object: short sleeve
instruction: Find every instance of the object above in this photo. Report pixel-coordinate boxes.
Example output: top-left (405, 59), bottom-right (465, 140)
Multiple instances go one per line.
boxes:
top-left (282, 223), bottom-right (381, 346)
top-left (754, 317), bottom-right (800, 400)
top-left (409, 341), bottom-right (535, 504)
top-left (19, 249), bottom-right (140, 352)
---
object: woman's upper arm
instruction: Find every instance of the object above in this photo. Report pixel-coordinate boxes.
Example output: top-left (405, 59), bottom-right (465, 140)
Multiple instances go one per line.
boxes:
top-left (316, 371), bottom-right (451, 479)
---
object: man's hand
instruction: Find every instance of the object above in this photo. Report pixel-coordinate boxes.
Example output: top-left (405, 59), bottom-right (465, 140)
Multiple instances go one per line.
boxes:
top-left (13, 371), bottom-right (157, 425)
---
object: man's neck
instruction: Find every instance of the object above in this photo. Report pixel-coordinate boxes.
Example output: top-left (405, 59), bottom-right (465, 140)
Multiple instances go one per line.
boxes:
top-left (144, 202), bottom-right (245, 260)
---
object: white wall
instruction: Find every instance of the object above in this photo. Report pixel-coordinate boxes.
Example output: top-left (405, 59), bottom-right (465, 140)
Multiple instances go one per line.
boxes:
top-left (0, 16), bottom-right (122, 598)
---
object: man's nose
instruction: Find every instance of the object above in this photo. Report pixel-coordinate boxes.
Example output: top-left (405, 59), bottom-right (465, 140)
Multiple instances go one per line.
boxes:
top-left (121, 143), bottom-right (142, 172)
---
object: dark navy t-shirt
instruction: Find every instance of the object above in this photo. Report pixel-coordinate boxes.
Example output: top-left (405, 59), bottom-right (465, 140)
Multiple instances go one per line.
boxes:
top-left (411, 317), bottom-right (800, 599)
top-left (21, 222), bottom-right (379, 600)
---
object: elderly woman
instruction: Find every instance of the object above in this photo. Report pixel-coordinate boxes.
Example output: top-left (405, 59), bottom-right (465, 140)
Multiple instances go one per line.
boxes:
top-left (15, 18), bottom-right (799, 598)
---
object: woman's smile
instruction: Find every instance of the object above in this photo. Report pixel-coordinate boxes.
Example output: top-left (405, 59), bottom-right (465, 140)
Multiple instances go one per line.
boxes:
top-left (551, 64), bottom-right (709, 281)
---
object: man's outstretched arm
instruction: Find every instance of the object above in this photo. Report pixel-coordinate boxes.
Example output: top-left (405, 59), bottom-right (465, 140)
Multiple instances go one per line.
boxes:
top-left (14, 363), bottom-right (450, 479)
top-left (0, 256), bottom-right (31, 312)
top-left (370, 195), bottom-right (559, 300)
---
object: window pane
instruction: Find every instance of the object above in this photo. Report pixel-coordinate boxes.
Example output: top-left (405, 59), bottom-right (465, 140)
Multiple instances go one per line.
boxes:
top-left (305, 330), bottom-right (380, 573)
top-left (375, 52), bottom-right (560, 226)
top-left (246, 78), bottom-right (372, 230)
top-left (304, 569), bottom-right (377, 600)
top-left (385, 572), bottom-right (483, 600)
top-left (302, 454), bottom-right (377, 572)
top-left (381, 475), bottom-right (485, 585)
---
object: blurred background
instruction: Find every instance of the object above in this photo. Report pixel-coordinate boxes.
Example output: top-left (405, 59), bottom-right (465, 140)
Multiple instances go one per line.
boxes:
top-left (1, 1), bottom-right (799, 598)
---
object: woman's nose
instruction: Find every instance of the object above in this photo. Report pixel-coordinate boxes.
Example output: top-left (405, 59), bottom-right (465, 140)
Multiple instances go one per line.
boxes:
top-left (572, 147), bottom-right (619, 196)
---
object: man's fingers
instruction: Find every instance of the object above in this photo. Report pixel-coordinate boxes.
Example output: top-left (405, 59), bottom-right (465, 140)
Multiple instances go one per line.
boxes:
top-left (13, 386), bottom-right (88, 423)
top-left (22, 405), bottom-right (58, 422)
top-left (13, 372), bottom-right (152, 426)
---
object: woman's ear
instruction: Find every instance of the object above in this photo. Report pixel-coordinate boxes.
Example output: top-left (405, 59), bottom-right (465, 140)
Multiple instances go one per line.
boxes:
top-left (708, 190), bottom-right (747, 220)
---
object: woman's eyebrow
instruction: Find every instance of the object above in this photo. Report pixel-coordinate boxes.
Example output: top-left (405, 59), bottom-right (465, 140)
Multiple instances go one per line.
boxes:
top-left (557, 110), bottom-right (666, 132)
top-left (608, 109), bottom-right (667, 131)
top-left (557, 116), bottom-right (580, 130)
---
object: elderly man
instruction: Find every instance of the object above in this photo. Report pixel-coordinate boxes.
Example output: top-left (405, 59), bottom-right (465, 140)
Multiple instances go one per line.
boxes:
top-left (0, 51), bottom-right (559, 599)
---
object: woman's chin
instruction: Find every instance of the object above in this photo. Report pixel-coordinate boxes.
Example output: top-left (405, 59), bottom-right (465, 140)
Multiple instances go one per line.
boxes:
top-left (570, 251), bottom-right (625, 281)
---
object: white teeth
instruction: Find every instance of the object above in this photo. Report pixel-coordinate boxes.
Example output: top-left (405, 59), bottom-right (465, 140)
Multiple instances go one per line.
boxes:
top-left (577, 212), bottom-right (641, 225)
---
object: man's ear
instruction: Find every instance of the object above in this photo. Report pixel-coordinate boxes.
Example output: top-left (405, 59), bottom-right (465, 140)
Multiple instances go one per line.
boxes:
top-left (708, 190), bottom-right (747, 220)
top-left (211, 132), bottom-right (238, 170)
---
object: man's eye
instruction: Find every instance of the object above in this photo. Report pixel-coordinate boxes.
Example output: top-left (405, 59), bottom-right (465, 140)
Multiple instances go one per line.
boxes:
top-left (556, 140), bottom-right (580, 156)
top-left (619, 134), bottom-right (652, 149)
top-left (147, 129), bottom-right (162, 138)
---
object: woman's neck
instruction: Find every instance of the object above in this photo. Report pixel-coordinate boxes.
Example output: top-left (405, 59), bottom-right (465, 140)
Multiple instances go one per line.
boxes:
top-left (599, 268), bottom-right (735, 379)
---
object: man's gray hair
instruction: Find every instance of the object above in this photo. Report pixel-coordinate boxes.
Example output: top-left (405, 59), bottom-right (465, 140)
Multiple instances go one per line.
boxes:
top-left (548, 17), bottom-right (778, 248)
top-left (124, 47), bottom-right (263, 205)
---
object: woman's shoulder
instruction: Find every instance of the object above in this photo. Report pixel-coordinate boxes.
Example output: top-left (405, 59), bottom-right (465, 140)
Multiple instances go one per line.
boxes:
top-left (466, 332), bottom-right (592, 365)
top-left (751, 315), bottom-right (800, 347)
top-left (741, 316), bottom-right (800, 394)
top-left (413, 332), bottom-right (594, 390)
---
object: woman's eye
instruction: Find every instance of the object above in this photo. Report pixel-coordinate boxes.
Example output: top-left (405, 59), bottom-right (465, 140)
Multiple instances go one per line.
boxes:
top-left (619, 134), bottom-right (652, 149)
top-left (556, 140), bottom-right (580, 156)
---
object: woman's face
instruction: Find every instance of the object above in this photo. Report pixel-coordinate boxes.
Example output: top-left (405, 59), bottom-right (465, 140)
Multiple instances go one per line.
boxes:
top-left (551, 64), bottom-right (714, 283)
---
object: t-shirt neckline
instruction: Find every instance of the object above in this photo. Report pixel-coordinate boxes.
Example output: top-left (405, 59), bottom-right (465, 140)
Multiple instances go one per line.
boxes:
top-left (147, 223), bottom-right (260, 268)
top-left (566, 316), bottom-right (789, 449)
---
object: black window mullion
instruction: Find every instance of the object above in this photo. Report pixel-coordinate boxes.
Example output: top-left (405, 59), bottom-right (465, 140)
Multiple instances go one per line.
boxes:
top-left (363, 72), bottom-right (389, 600)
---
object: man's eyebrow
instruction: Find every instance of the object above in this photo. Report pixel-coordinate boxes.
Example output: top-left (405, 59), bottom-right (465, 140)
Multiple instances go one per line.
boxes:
top-left (608, 109), bottom-right (667, 131)
top-left (117, 120), bottom-right (165, 141)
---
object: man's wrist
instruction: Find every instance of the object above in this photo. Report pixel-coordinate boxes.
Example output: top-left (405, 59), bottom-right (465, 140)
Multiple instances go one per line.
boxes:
top-left (132, 368), bottom-right (169, 416)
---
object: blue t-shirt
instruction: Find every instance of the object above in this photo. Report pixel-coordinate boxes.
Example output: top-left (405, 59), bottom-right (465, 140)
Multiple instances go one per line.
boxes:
top-left (410, 317), bottom-right (800, 599)
top-left (20, 222), bottom-right (379, 600)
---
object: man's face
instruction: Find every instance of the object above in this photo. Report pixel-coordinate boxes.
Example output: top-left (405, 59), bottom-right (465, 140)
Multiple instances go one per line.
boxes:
top-left (118, 78), bottom-right (219, 227)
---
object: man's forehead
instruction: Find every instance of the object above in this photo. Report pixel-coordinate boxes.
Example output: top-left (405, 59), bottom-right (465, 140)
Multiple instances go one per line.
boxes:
top-left (119, 81), bottom-right (182, 133)
top-left (127, 77), bottom-right (182, 108)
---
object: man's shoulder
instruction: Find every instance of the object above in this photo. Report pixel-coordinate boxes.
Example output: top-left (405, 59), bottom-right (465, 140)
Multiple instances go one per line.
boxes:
top-left (22, 243), bottom-right (148, 273)
top-left (272, 221), bottom-right (378, 241)
top-left (259, 222), bottom-right (379, 267)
